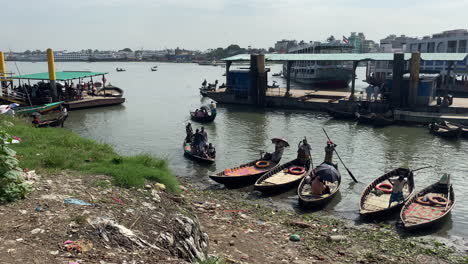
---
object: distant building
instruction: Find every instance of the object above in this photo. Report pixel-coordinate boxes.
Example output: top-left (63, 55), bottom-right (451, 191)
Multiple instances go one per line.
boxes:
top-left (406, 29), bottom-right (468, 53)
top-left (54, 51), bottom-right (90, 61)
top-left (274, 40), bottom-right (298, 54)
top-left (379, 34), bottom-right (417, 53)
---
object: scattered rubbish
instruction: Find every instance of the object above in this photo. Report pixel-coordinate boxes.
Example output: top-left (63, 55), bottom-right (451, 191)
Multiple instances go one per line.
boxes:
top-left (327, 235), bottom-right (347, 242)
top-left (154, 183), bottom-right (166, 191)
top-left (289, 221), bottom-right (314, 228)
top-left (64, 198), bottom-right (92, 206)
top-left (64, 239), bottom-right (94, 253)
top-left (23, 170), bottom-right (39, 181)
top-left (64, 240), bottom-right (74, 245)
top-left (19, 210), bottom-right (27, 215)
top-left (35, 206), bottom-right (44, 212)
top-left (111, 197), bottom-right (124, 205)
top-left (229, 240), bottom-right (235, 246)
top-left (49, 250), bottom-right (59, 255)
top-left (289, 234), bottom-right (301, 242)
top-left (31, 228), bottom-right (44, 235)
top-left (151, 190), bottom-right (161, 202)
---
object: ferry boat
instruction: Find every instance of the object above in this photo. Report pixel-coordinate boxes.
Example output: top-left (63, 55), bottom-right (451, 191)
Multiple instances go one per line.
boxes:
top-left (283, 41), bottom-right (354, 87)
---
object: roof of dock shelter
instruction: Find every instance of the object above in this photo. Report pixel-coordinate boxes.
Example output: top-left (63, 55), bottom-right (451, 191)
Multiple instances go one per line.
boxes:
top-left (12, 71), bottom-right (107, 81)
top-left (222, 53), bottom-right (468, 62)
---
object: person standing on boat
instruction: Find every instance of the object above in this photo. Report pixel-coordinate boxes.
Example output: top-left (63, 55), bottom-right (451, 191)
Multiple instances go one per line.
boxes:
top-left (209, 101), bottom-right (217, 116)
top-left (185, 123), bottom-right (193, 143)
top-left (192, 129), bottom-right (203, 153)
top-left (324, 140), bottom-right (337, 164)
top-left (271, 141), bottom-right (286, 163)
top-left (202, 79), bottom-right (207, 88)
top-left (200, 126), bottom-right (208, 143)
top-left (207, 143), bottom-right (216, 158)
top-left (388, 175), bottom-right (407, 208)
top-left (365, 85), bottom-right (373, 102)
top-left (374, 85), bottom-right (380, 101)
top-left (297, 138), bottom-right (312, 167)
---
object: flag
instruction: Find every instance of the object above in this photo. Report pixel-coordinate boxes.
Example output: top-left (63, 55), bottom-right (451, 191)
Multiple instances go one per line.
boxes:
top-left (342, 36), bottom-right (349, 44)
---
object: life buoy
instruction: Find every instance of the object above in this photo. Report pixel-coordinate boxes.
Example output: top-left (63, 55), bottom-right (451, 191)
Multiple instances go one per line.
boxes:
top-left (288, 166), bottom-right (305, 175)
top-left (428, 195), bottom-right (448, 206)
top-left (375, 183), bottom-right (393, 194)
top-left (255, 160), bottom-right (270, 168)
top-left (416, 196), bottom-right (431, 206)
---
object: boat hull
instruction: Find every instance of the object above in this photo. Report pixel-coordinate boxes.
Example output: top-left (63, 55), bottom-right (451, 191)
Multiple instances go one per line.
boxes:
top-left (183, 141), bottom-right (214, 164)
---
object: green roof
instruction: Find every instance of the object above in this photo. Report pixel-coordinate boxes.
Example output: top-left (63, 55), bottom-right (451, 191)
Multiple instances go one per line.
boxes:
top-left (12, 71), bottom-right (107, 81)
top-left (222, 53), bottom-right (468, 62)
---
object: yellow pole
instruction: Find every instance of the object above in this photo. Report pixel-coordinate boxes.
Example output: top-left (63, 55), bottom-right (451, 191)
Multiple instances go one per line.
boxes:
top-left (46, 48), bottom-right (58, 101)
top-left (0, 51), bottom-right (6, 78)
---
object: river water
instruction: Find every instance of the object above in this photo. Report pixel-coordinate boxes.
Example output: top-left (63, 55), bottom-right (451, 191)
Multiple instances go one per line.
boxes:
top-left (6, 61), bottom-right (468, 239)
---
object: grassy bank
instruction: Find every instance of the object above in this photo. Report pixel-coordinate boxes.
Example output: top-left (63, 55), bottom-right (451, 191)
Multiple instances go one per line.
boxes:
top-left (0, 115), bottom-right (180, 193)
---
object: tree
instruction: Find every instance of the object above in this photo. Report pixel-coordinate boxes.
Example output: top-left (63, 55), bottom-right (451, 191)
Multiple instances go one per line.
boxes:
top-left (94, 49), bottom-right (99, 53)
top-left (24, 50), bottom-right (31, 55)
top-left (268, 47), bottom-right (275, 53)
top-left (327, 35), bottom-right (336, 42)
top-left (120, 48), bottom-right (132, 52)
top-left (87, 49), bottom-right (93, 54)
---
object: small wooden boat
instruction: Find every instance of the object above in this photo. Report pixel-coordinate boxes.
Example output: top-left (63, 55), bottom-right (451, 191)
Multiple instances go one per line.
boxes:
top-left (96, 85), bottom-right (124, 98)
top-left (272, 72), bottom-right (282, 77)
top-left (356, 112), bottom-right (394, 127)
top-left (298, 163), bottom-right (341, 208)
top-left (183, 139), bottom-right (215, 164)
top-left (359, 168), bottom-right (415, 217)
top-left (16, 101), bottom-right (63, 115)
top-left (35, 115), bottom-right (66, 128)
top-left (324, 107), bottom-right (355, 119)
top-left (254, 159), bottom-right (311, 194)
top-left (116, 68), bottom-right (126, 72)
top-left (428, 123), bottom-right (461, 138)
top-left (443, 121), bottom-right (468, 138)
top-left (210, 158), bottom-right (281, 187)
top-left (151, 66), bottom-right (158, 71)
top-left (190, 106), bottom-right (216, 123)
top-left (400, 175), bottom-right (455, 231)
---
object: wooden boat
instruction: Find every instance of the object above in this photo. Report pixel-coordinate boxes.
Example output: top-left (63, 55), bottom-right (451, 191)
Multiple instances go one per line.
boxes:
top-left (254, 159), bottom-right (311, 194)
top-left (298, 163), bottom-right (341, 208)
top-left (183, 139), bottom-right (215, 164)
top-left (400, 176), bottom-right (455, 231)
top-left (443, 121), bottom-right (468, 138)
top-left (151, 66), bottom-right (158, 71)
top-left (356, 112), bottom-right (394, 127)
top-left (272, 72), bottom-right (282, 77)
top-left (35, 115), bottom-right (66, 128)
top-left (428, 123), bottom-right (461, 138)
top-left (190, 107), bottom-right (216, 123)
top-left (116, 68), bottom-right (126, 72)
top-left (16, 101), bottom-right (63, 115)
top-left (96, 85), bottom-right (124, 98)
top-left (324, 107), bottom-right (355, 119)
top-left (359, 168), bottom-right (415, 217)
top-left (210, 157), bottom-right (281, 187)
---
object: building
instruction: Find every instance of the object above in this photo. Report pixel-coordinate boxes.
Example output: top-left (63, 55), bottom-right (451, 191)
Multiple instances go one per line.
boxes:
top-left (379, 34), bottom-right (417, 53)
top-left (406, 29), bottom-right (468, 53)
top-left (274, 40), bottom-right (298, 54)
top-left (54, 51), bottom-right (90, 61)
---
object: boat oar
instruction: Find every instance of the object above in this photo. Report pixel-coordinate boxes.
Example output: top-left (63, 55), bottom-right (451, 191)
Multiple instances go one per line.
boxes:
top-left (411, 166), bottom-right (433, 173)
top-left (322, 128), bottom-right (358, 183)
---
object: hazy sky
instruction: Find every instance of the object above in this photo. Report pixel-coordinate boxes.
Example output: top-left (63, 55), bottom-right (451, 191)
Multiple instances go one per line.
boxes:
top-left (2, 0), bottom-right (468, 52)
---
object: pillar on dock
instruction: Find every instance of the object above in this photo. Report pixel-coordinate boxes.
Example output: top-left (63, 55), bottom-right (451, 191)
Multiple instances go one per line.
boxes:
top-left (0, 51), bottom-right (6, 90)
top-left (349, 60), bottom-right (359, 101)
top-left (225, 61), bottom-right (232, 90)
top-left (47, 48), bottom-right (58, 101)
top-left (391, 53), bottom-right (404, 107)
top-left (285, 61), bottom-right (292, 97)
top-left (408, 52), bottom-right (420, 107)
top-left (249, 54), bottom-right (267, 106)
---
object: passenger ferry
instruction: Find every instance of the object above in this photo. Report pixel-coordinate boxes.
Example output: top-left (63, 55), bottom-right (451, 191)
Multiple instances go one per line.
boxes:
top-left (283, 41), bottom-right (354, 87)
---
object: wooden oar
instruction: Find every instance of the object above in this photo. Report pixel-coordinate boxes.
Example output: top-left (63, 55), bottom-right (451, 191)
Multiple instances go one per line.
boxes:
top-left (322, 128), bottom-right (358, 183)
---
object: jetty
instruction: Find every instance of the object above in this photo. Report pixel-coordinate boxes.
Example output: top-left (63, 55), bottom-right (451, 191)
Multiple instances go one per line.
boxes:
top-left (205, 53), bottom-right (468, 124)
top-left (0, 49), bottom-right (125, 111)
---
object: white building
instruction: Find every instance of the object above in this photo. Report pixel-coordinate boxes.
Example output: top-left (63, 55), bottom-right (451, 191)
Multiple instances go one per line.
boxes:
top-left (406, 29), bottom-right (468, 53)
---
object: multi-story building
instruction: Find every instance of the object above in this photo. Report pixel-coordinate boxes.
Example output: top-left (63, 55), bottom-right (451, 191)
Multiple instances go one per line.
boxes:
top-left (274, 40), bottom-right (298, 54)
top-left (54, 51), bottom-right (90, 61)
top-left (406, 29), bottom-right (468, 53)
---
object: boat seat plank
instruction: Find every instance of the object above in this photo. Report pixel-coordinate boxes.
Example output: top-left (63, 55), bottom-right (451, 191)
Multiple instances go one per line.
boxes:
top-left (224, 165), bottom-right (271, 177)
top-left (362, 180), bottom-right (410, 211)
top-left (262, 171), bottom-right (303, 185)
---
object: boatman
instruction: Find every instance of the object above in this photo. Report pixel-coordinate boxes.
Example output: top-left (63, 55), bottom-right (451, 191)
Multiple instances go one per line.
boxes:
top-left (297, 138), bottom-right (312, 167)
top-left (210, 101), bottom-right (217, 115)
top-left (388, 174), bottom-right (408, 208)
top-left (185, 123), bottom-right (193, 143)
top-left (202, 79), bottom-right (207, 88)
top-left (324, 140), bottom-right (337, 164)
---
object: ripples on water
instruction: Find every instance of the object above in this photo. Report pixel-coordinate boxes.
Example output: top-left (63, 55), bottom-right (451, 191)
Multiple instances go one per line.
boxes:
top-left (8, 61), bottom-right (467, 238)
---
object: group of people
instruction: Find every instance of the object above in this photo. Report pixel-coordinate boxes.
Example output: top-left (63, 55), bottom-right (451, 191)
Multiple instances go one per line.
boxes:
top-left (193, 101), bottom-right (217, 118)
top-left (201, 79), bottom-right (218, 91)
top-left (303, 140), bottom-right (338, 196)
top-left (363, 83), bottom-right (384, 102)
top-left (185, 123), bottom-right (216, 159)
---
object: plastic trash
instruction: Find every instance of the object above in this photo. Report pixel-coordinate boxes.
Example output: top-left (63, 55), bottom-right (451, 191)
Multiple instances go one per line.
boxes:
top-left (289, 234), bottom-right (301, 242)
top-left (64, 198), bottom-right (91, 206)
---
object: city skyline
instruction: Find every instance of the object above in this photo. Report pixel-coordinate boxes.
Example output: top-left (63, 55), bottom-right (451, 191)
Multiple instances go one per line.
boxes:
top-left (2, 0), bottom-right (468, 51)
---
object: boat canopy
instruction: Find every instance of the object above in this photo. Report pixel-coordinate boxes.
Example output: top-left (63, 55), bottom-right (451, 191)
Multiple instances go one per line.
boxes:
top-left (222, 53), bottom-right (468, 62)
top-left (11, 71), bottom-right (107, 81)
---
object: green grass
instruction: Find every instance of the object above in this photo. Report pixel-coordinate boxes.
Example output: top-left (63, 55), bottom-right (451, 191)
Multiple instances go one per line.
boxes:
top-left (1, 116), bottom-right (180, 193)
top-left (197, 257), bottom-right (225, 264)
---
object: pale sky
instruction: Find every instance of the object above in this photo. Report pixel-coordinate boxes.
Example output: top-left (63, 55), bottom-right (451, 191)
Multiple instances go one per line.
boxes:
top-left (2, 0), bottom-right (468, 52)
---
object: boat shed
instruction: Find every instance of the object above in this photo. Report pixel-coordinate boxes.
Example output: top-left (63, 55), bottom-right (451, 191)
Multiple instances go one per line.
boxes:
top-left (12, 71), bottom-right (107, 81)
top-left (222, 53), bottom-right (468, 102)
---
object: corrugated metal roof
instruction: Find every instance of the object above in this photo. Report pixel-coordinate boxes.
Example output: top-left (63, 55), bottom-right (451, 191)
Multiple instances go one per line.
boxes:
top-left (222, 53), bottom-right (468, 62)
top-left (12, 71), bottom-right (107, 80)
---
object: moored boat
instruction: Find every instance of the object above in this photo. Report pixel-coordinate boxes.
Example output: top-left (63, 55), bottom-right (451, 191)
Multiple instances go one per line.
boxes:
top-left (443, 121), bottom-right (468, 137)
top-left (428, 123), bottom-right (461, 138)
top-left (298, 162), bottom-right (341, 208)
top-left (324, 107), bottom-right (355, 119)
top-left (254, 159), bottom-right (311, 194)
top-left (359, 168), bottom-right (415, 217)
top-left (116, 68), bottom-right (126, 72)
top-left (356, 112), bottom-right (394, 127)
top-left (400, 175), bottom-right (455, 231)
top-left (35, 115), bottom-right (66, 128)
top-left (183, 139), bottom-right (215, 164)
top-left (96, 85), bottom-right (124, 98)
top-left (151, 66), bottom-right (158, 71)
top-left (15, 101), bottom-right (63, 115)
